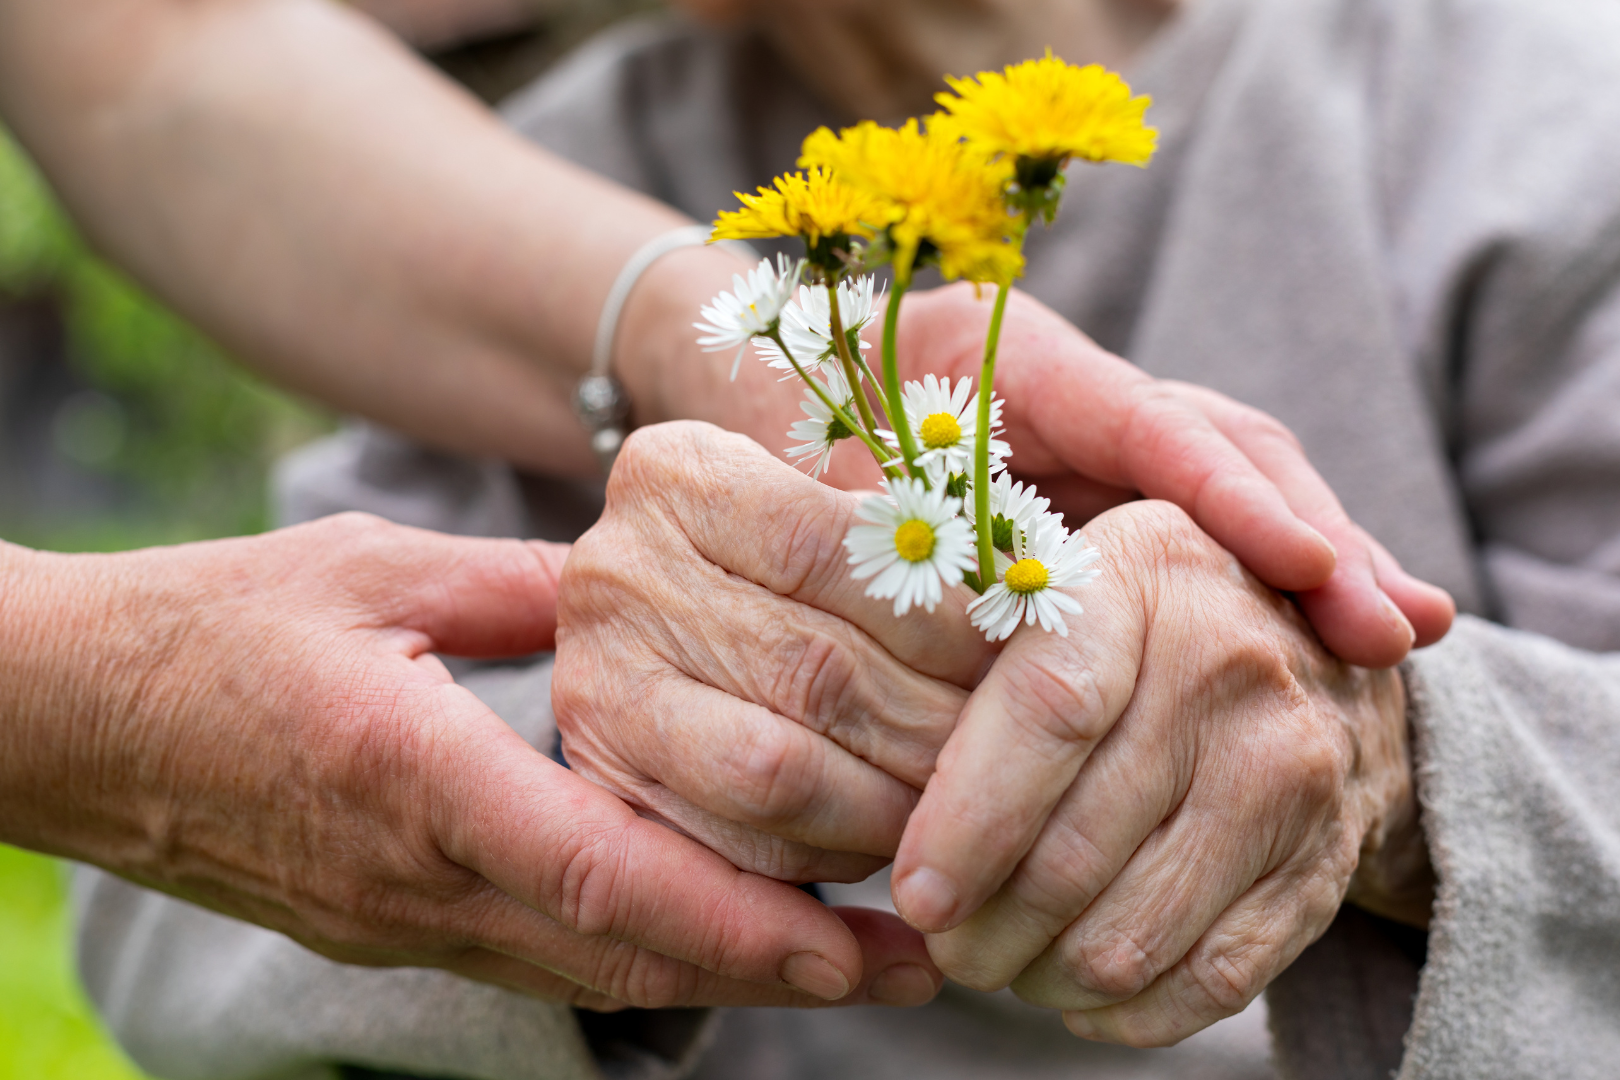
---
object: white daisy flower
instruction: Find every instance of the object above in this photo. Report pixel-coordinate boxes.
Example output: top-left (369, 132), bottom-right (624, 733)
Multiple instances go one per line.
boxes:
top-left (882, 374), bottom-right (1009, 484)
top-left (755, 275), bottom-right (881, 378)
top-left (844, 477), bottom-right (978, 617)
top-left (784, 367), bottom-right (857, 479)
top-left (967, 515), bottom-right (1103, 641)
top-left (964, 472), bottom-right (1055, 556)
top-left (694, 254), bottom-right (804, 379)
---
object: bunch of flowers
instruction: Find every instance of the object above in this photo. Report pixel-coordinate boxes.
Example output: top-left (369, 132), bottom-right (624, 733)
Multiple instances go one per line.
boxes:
top-left (694, 52), bottom-right (1154, 641)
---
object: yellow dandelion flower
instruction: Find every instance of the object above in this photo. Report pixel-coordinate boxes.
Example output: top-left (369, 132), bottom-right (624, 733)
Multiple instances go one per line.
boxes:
top-left (800, 120), bottom-right (1020, 285)
top-left (933, 51), bottom-right (1158, 169)
top-left (711, 167), bottom-right (894, 246)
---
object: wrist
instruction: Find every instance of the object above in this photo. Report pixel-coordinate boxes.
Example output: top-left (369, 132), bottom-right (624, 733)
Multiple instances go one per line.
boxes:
top-left (614, 244), bottom-right (805, 449)
top-left (1344, 667), bottom-right (1435, 928)
top-left (0, 544), bottom-right (180, 868)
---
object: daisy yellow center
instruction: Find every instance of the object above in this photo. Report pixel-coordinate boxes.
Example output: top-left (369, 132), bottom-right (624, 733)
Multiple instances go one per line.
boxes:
top-left (894, 519), bottom-right (937, 563)
top-left (919, 412), bottom-right (963, 449)
top-left (1004, 558), bottom-right (1049, 594)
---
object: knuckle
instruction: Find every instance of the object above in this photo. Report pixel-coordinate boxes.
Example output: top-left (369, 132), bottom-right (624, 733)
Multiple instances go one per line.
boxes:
top-left (719, 721), bottom-right (822, 828)
top-left (766, 624), bottom-right (859, 733)
top-left (1009, 825), bottom-right (1111, 922)
top-left (1238, 406), bottom-right (1305, 454)
top-left (586, 941), bottom-right (701, 1010)
top-left (606, 424), bottom-right (699, 510)
top-left (1063, 929), bottom-right (1159, 1002)
top-left (314, 510), bottom-right (395, 542)
top-left (1184, 945), bottom-right (1260, 1015)
top-left (1004, 655), bottom-right (1109, 749)
top-left (547, 823), bottom-right (633, 938)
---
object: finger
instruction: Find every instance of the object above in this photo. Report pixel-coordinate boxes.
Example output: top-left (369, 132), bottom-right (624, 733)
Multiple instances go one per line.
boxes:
top-left (565, 534), bottom-right (968, 788)
top-left (427, 688), bottom-right (869, 1000)
top-left (564, 673), bottom-right (920, 874)
top-left (446, 906), bottom-right (942, 1010)
top-left (611, 421), bottom-right (990, 685)
top-left (1009, 708), bottom-right (1346, 1011)
top-left (289, 512), bottom-right (568, 657)
top-left (1058, 864), bottom-right (1344, 1047)
top-left (1171, 386), bottom-right (1418, 666)
top-left (1012, 354), bottom-right (1338, 593)
top-left (1366, 533), bottom-right (1455, 647)
top-left (921, 692), bottom-right (1186, 990)
top-left (889, 526), bottom-right (1149, 933)
top-left (1007, 800), bottom-right (1288, 1012)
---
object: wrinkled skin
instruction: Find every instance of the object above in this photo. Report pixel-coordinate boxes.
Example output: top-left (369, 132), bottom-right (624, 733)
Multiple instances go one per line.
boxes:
top-left (891, 500), bottom-right (1433, 1046)
top-left (556, 423), bottom-right (1433, 1043)
top-left (554, 425), bottom-right (984, 884)
top-left (0, 514), bottom-right (940, 1011)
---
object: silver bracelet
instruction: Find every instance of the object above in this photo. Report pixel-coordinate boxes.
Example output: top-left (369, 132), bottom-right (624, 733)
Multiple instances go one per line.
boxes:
top-left (575, 225), bottom-right (755, 473)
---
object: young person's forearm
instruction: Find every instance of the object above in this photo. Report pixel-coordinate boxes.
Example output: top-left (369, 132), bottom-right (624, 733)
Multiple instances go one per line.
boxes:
top-left (0, 0), bottom-right (750, 476)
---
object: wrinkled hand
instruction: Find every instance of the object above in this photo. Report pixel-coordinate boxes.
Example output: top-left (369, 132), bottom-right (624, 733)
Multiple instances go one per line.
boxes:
top-left (0, 514), bottom-right (934, 1011)
top-left (892, 284), bottom-right (1455, 667)
top-left (890, 500), bottom-right (1435, 1046)
top-left (553, 421), bottom-right (984, 888)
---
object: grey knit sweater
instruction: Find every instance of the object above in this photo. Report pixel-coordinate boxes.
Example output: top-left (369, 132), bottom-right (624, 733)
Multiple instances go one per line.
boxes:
top-left (75, 0), bottom-right (1620, 1077)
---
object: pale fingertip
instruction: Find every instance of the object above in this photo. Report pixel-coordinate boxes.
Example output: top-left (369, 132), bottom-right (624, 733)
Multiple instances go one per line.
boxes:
top-left (892, 867), bottom-right (960, 933)
top-left (1305, 523), bottom-right (1338, 574)
top-left (866, 963), bottom-right (941, 1006)
top-left (1063, 1010), bottom-right (1104, 1040)
top-left (780, 951), bottom-right (852, 1000)
top-left (1379, 590), bottom-right (1417, 652)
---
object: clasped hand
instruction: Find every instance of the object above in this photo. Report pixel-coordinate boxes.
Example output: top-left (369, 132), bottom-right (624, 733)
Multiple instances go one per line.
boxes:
top-left (556, 421), bottom-right (1434, 1044)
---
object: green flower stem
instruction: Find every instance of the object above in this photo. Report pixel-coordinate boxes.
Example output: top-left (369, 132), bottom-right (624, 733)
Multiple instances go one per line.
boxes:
top-left (768, 328), bottom-right (898, 479)
top-left (852, 351), bottom-right (889, 425)
top-left (824, 281), bottom-right (886, 442)
top-left (973, 280), bottom-right (1013, 588)
top-left (972, 207), bottom-right (1038, 587)
top-left (881, 272), bottom-right (926, 487)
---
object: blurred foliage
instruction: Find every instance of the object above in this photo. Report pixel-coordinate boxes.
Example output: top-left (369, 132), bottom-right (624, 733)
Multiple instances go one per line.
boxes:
top-left (0, 125), bottom-right (333, 550)
top-left (0, 846), bottom-right (151, 1080)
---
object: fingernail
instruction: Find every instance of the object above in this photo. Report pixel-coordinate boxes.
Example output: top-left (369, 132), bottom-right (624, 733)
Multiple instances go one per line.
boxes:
top-left (780, 952), bottom-right (851, 1000)
top-left (893, 868), bottom-right (959, 932)
top-left (867, 963), bottom-right (938, 1007)
top-left (1307, 524), bottom-right (1338, 563)
top-left (1063, 1011), bottom-right (1101, 1040)
top-left (1379, 590), bottom-right (1416, 649)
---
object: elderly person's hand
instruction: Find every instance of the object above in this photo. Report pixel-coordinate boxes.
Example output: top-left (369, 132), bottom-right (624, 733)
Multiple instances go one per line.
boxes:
top-left (554, 423), bottom-right (1432, 1039)
top-left (891, 284), bottom-right (1456, 669)
top-left (552, 422), bottom-right (985, 888)
top-left (890, 499), bottom-right (1435, 1046)
top-left (0, 515), bottom-right (937, 1012)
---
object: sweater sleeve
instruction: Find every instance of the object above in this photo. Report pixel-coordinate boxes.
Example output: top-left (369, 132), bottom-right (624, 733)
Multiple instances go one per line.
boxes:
top-left (1393, 617), bottom-right (1620, 1079)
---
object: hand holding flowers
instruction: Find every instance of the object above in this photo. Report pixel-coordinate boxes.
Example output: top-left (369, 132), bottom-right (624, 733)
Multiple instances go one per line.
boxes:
top-left (701, 52), bottom-right (1158, 643)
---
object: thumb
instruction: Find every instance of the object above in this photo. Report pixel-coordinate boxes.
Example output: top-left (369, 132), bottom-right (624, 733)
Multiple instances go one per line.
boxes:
top-left (296, 513), bottom-right (569, 658)
top-left (430, 698), bottom-right (871, 998)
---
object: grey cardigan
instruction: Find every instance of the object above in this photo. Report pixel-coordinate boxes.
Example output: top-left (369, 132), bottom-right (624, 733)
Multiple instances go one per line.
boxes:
top-left (74, 0), bottom-right (1620, 1077)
